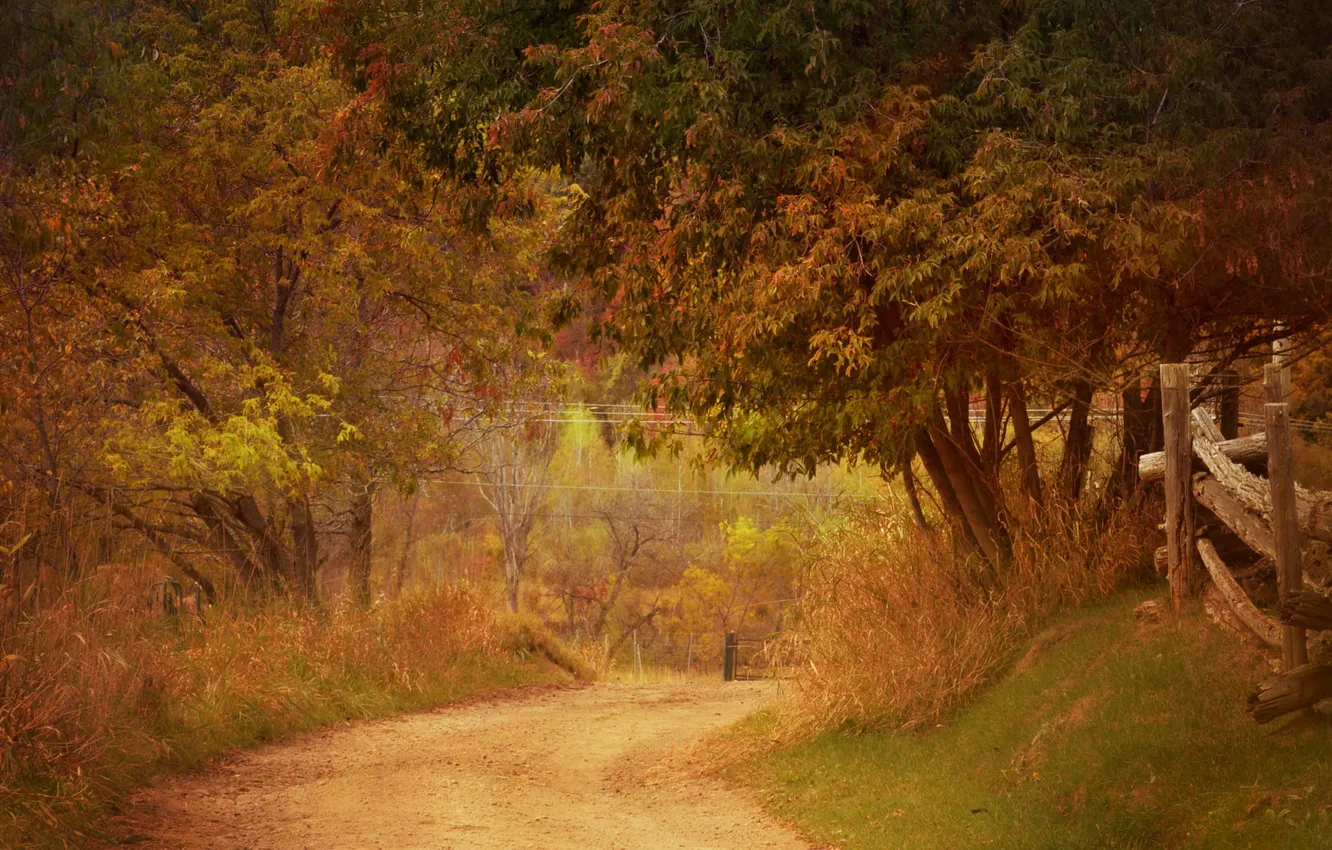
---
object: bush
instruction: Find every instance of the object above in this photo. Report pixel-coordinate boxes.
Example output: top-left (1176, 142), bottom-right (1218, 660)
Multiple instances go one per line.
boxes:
top-left (786, 500), bottom-right (1155, 733)
top-left (495, 612), bottom-right (600, 681)
top-left (0, 581), bottom-right (566, 848)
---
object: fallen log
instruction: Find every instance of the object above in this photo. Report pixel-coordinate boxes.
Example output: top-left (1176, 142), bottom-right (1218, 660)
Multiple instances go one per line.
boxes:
top-left (1205, 583), bottom-right (1258, 644)
top-left (1193, 408), bottom-right (1225, 444)
top-left (1187, 415), bottom-right (1332, 545)
top-left (1193, 475), bottom-right (1276, 561)
top-left (1197, 538), bottom-right (1283, 651)
top-left (1247, 663), bottom-right (1332, 723)
top-left (1307, 492), bottom-right (1332, 546)
top-left (1138, 433), bottom-right (1266, 483)
top-left (1191, 413), bottom-right (1274, 514)
top-left (1279, 588), bottom-right (1332, 631)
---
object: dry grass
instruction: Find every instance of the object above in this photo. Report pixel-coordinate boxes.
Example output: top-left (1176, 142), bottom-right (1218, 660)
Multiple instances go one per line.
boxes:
top-left (0, 577), bottom-right (566, 848)
top-left (1293, 434), bottom-right (1332, 491)
top-left (785, 500), bottom-right (1155, 734)
top-left (494, 612), bottom-right (601, 681)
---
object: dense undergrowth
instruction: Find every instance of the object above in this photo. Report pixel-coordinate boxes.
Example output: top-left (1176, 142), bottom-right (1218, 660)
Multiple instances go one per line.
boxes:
top-left (785, 501), bottom-right (1156, 733)
top-left (0, 582), bottom-right (578, 848)
top-left (737, 591), bottom-right (1332, 849)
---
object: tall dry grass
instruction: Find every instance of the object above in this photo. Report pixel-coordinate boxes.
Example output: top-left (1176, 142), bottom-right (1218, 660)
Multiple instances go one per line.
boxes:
top-left (0, 578), bottom-right (565, 848)
top-left (787, 500), bottom-right (1155, 733)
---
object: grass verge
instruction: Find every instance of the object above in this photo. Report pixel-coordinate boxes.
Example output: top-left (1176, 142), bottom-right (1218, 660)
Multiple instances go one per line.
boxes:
top-left (1, 585), bottom-right (582, 848)
top-left (734, 590), bottom-right (1332, 849)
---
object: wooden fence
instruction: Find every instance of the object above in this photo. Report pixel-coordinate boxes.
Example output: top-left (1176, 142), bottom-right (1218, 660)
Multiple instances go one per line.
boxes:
top-left (1140, 362), bottom-right (1332, 723)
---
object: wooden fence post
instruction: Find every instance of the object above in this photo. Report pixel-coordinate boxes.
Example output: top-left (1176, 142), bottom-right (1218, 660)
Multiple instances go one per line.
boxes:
top-left (1264, 363), bottom-right (1284, 408)
top-left (1266, 401), bottom-right (1309, 671)
top-left (1273, 335), bottom-right (1292, 401)
top-left (1161, 364), bottom-right (1196, 612)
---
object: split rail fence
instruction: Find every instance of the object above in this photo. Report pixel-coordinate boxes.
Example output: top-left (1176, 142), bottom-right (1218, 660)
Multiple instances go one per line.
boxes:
top-left (1141, 362), bottom-right (1332, 723)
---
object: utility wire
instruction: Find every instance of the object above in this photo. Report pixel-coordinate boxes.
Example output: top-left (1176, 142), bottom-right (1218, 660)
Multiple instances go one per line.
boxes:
top-left (430, 478), bottom-right (882, 500)
top-left (411, 510), bottom-right (738, 524)
top-left (487, 406), bottom-right (1332, 435)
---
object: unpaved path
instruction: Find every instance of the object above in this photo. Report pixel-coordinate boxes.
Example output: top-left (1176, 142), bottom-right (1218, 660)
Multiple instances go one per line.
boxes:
top-left (105, 682), bottom-right (808, 850)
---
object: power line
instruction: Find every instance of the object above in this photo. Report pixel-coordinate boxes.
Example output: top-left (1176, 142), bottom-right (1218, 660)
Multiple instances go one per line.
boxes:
top-left (512, 418), bottom-right (698, 426)
top-left (430, 478), bottom-right (882, 500)
top-left (488, 405), bottom-right (1332, 435)
top-left (414, 510), bottom-right (708, 525)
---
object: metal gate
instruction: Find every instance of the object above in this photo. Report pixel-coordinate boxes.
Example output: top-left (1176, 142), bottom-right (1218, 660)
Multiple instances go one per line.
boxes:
top-left (722, 631), bottom-right (793, 681)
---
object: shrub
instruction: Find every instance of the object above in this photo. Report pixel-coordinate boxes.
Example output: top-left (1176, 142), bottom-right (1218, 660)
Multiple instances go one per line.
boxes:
top-left (495, 612), bottom-right (600, 681)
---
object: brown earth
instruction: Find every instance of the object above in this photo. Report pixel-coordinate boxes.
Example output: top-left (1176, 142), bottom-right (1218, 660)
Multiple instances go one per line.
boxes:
top-left (101, 682), bottom-right (808, 850)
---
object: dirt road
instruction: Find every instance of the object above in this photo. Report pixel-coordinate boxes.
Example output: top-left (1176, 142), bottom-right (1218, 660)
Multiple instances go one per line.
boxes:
top-left (107, 682), bottom-right (808, 850)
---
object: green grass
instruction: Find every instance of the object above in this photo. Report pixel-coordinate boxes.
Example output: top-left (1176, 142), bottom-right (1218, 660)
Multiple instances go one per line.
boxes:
top-left (734, 590), bottom-right (1332, 849)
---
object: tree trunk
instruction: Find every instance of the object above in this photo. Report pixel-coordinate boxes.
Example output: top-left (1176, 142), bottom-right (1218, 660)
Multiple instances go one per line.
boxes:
top-left (930, 409), bottom-right (1007, 566)
top-left (1059, 379), bottom-right (1094, 501)
top-left (504, 547), bottom-right (522, 613)
top-left (981, 371), bottom-right (1003, 478)
top-left (391, 493), bottom-right (418, 598)
top-left (1006, 380), bottom-right (1043, 504)
top-left (191, 494), bottom-right (264, 591)
top-left (1145, 377), bottom-right (1164, 454)
top-left (1219, 370), bottom-right (1241, 440)
top-left (944, 387), bottom-right (988, 497)
top-left (902, 461), bottom-right (931, 534)
top-left (1110, 380), bottom-right (1150, 498)
top-left (232, 493), bottom-right (296, 589)
top-left (349, 485), bottom-right (374, 606)
top-left (289, 495), bottom-right (319, 600)
top-left (916, 432), bottom-right (980, 557)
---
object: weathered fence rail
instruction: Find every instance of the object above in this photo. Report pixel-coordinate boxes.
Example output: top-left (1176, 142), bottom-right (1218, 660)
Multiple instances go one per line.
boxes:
top-left (1141, 361), bottom-right (1332, 723)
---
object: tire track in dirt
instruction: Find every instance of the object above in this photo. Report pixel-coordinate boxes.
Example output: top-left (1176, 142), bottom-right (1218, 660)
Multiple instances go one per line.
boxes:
top-left (102, 682), bottom-right (808, 850)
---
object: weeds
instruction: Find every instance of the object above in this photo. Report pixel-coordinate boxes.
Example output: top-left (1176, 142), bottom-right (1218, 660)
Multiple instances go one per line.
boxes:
top-left (786, 499), bottom-right (1155, 733)
top-left (0, 578), bottom-right (570, 848)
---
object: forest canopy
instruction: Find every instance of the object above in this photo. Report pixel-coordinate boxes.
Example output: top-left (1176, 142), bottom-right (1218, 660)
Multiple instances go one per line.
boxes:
top-left (4, 0), bottom-right (1332, 595)
top-left (313, 0), bottom-right (1332, 561)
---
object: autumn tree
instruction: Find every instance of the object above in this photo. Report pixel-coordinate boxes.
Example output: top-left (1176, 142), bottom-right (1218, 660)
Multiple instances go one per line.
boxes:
top-left (1, 0), bottom-right (552, 601)
top-left (476, 418), bottom-right (557, 612)
top-left (322, 0), bottom-right (1332, 567)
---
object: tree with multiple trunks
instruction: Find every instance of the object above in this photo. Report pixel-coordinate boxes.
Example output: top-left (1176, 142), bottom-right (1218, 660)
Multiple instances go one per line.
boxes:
top-left (476, 417), bottom-right (558, 612)
top-left (319, 0), bottom-right (1332, 567)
